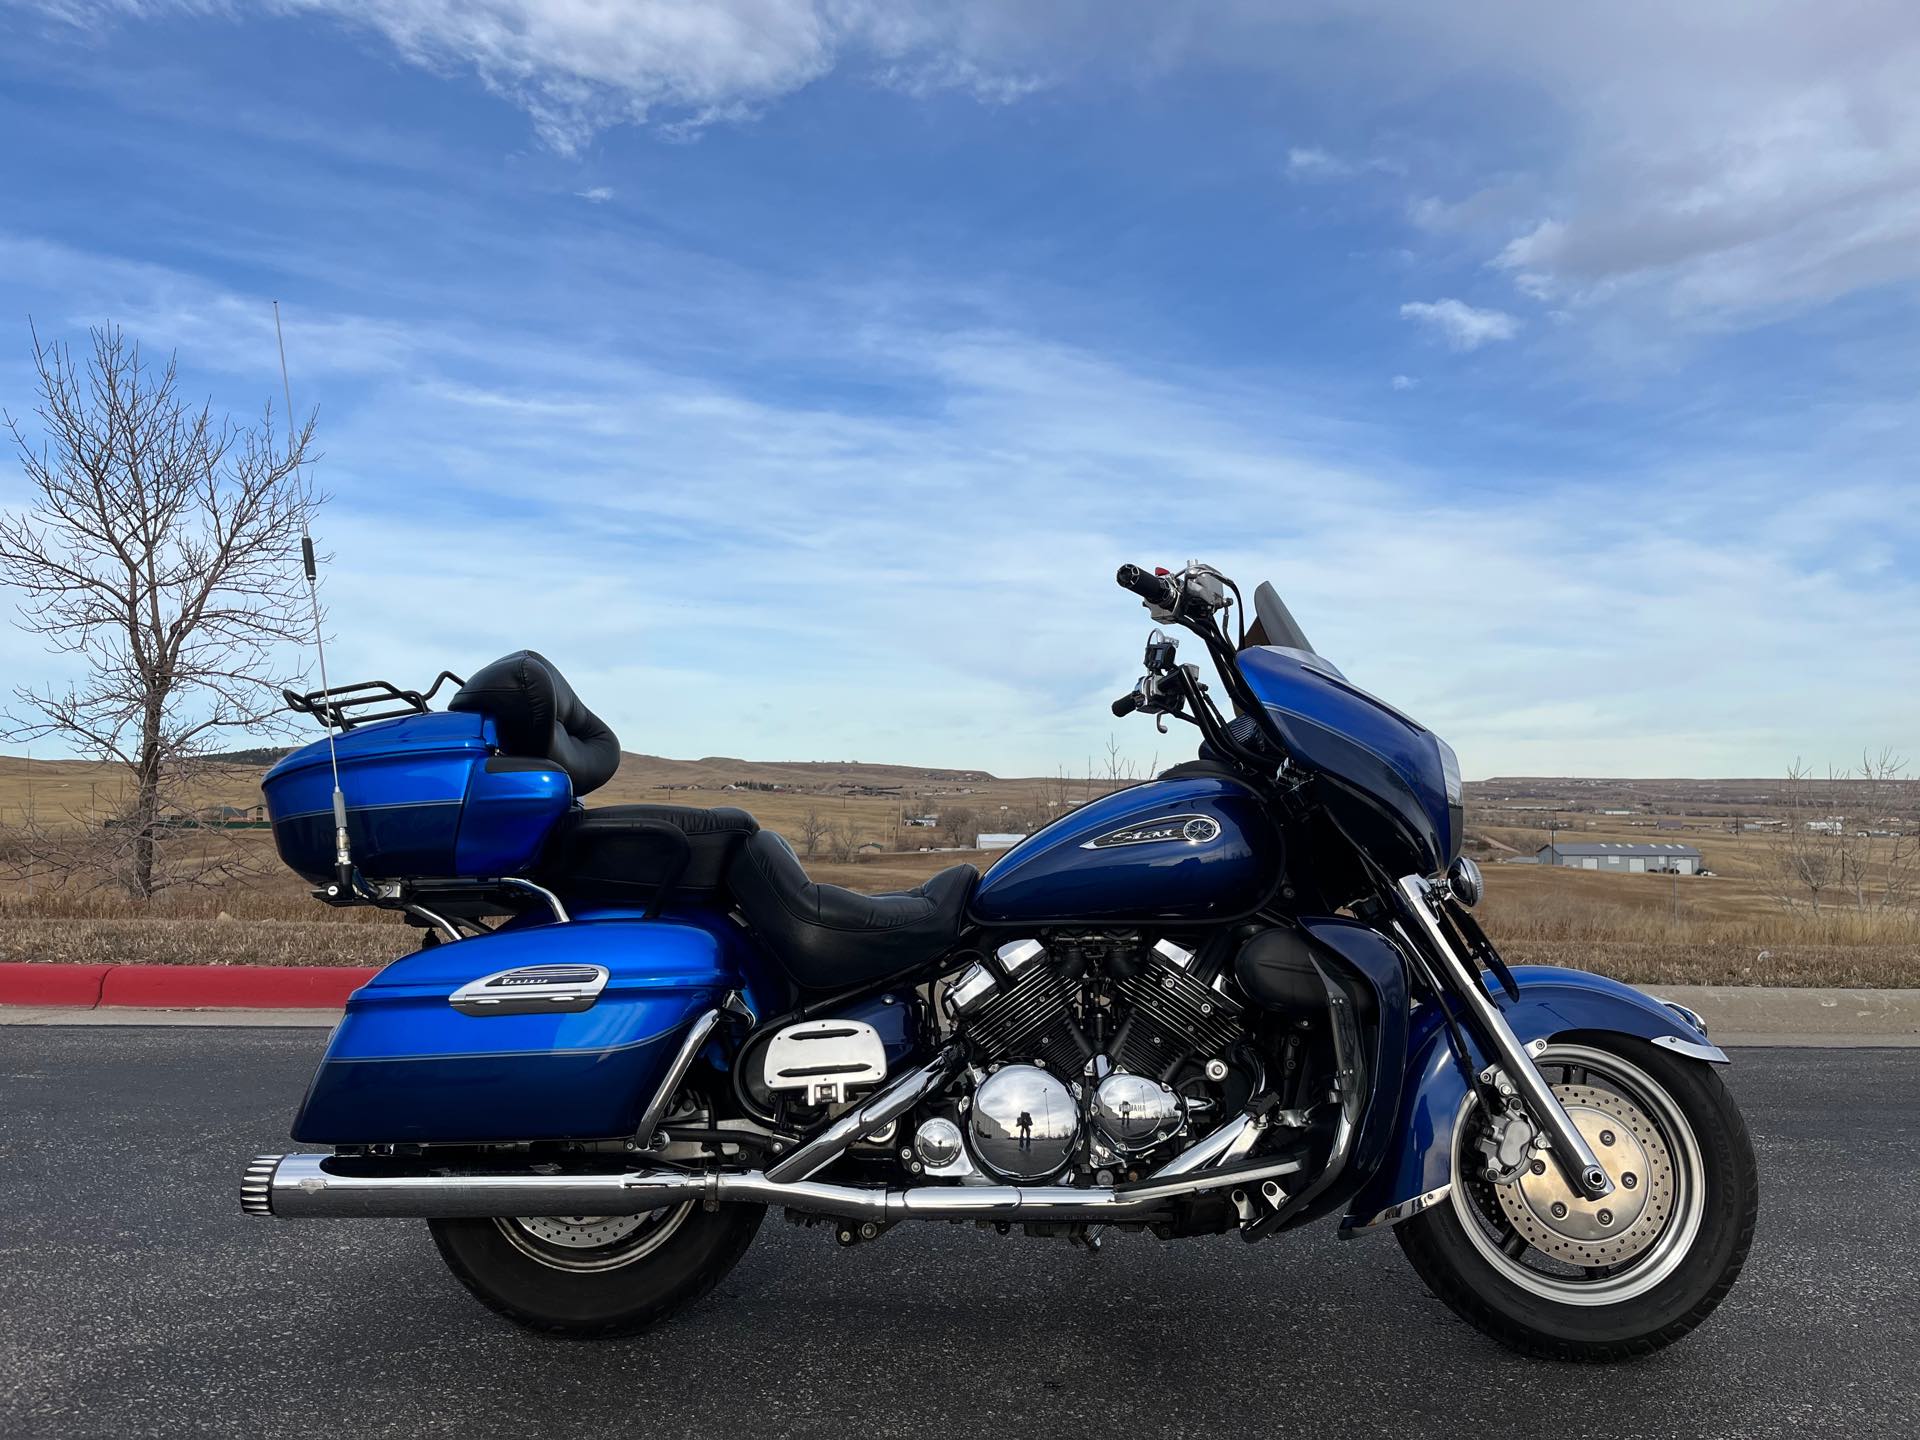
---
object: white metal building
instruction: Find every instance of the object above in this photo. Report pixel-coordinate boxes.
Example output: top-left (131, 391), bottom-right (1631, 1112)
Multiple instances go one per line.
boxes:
top-left (1536, 842), bottom-right (1702, 875)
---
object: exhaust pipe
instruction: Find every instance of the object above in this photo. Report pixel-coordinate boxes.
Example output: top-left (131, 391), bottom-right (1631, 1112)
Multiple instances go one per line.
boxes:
top-left (241, 1146), bottom-right (1304, 1224)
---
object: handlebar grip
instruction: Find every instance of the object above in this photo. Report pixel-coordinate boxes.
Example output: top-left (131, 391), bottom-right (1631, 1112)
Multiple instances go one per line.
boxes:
top-left (1116, 564), bottom-right (1174, 605)
top-left (1111, 692), bottom-right (1140, 718)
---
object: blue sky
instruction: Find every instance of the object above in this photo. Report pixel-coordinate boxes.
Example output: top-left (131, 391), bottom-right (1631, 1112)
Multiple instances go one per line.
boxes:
top-left (0, 2), bottom-right (1916, 780)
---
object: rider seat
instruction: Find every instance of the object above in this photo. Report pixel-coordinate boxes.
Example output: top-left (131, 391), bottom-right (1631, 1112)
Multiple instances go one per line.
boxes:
top-left (727, 830), bottom-right (977, 991)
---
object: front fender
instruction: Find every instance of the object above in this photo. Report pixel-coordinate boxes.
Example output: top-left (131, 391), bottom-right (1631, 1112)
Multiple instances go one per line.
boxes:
top-left (1340, 965), bottom-right (1726, 1233)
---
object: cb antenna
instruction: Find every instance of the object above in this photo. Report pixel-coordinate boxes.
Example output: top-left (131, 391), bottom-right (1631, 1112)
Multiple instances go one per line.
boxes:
top-left (273, 301), bottom-right (354, 899)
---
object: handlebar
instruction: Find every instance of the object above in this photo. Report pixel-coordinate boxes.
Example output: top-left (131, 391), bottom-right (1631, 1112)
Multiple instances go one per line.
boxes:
top-left (1115, 564), bottom-right (1175, 607)
top-left (1111, 691), bottom-right (1140, 718)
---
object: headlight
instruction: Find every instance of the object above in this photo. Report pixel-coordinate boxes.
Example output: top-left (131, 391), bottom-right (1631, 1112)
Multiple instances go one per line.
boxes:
top-left (1446, 855), bottom-right (1484, 907)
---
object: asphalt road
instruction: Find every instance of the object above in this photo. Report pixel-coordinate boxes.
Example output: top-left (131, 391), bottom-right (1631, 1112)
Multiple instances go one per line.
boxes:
top-left (1, 1030), bottom-right (1915, 1440)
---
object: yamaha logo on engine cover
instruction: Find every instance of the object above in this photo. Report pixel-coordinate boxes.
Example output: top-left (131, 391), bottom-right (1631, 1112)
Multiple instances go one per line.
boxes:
top-left (1083, 813), bottom-right (1221, 849)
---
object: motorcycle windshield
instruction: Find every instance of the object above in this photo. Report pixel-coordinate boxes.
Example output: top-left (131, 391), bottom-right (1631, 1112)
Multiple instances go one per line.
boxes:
top-left (1237, 640), bottom-right (1459, 870)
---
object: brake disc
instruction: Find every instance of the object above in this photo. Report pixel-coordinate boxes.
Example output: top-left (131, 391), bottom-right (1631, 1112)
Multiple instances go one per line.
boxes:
top-left (1493, 1083), bottom-right (1676, 1267)
top-left (511, 1214), bottom-right (650, 1249)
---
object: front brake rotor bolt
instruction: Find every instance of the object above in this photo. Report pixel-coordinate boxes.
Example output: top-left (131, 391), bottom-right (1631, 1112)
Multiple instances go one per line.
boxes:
top-left (1597, 1208), bottom-right (1614, 1226)
top-left (1599, 1129), bottom-right (1616, 1146)
top-left (1550, 1202), bottom-right (1568, 1220)
top-left (1529, 1159), bottom-right (1547, 1176)
top-left (1622, 1171), bottom-right (1638, 1189)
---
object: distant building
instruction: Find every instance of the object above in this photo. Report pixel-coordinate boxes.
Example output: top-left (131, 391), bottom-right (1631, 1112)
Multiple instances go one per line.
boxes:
top-left (975, 833), bottom-right (1027, 851)
top-left (1537, 842), bottom-right (1701, 875)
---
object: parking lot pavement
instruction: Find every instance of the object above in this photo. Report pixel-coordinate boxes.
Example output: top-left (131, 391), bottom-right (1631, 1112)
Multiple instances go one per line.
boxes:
top-left (1, 1028), bottom-right (1915, 1439)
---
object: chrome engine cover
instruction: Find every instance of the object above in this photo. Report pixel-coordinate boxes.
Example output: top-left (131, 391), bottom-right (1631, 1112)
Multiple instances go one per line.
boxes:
top-left (969, 1064), bottom-right (1080, 1180)
top-left (1090, 1071), bottom-right (1185, 1152)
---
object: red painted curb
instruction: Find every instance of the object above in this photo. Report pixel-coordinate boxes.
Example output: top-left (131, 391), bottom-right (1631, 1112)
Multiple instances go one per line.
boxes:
top-left (0, 962), bottom-right (111, 1008)
top-left (0, 963), bottom-right (379, 1010)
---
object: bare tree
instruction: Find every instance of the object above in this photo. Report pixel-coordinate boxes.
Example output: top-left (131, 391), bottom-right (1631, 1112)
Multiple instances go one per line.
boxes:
top-left (826, 821), bottom-right (858, 864)
top-left (797, 808), bottom-right (830, 860)
top-left (1765, 762), bottom-right (1838, 913)
top-left (0, 323), bottom-right (318, 899)
top-left (1765, 753), bottom-right (1920, 919)
top-left (1839, 748), bottom-right (1920, 914)
top-left (937, 805), bottom-right (976, 849)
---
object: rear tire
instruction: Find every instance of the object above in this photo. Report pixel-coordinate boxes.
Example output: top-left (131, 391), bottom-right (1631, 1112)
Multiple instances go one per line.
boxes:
top-left (430, 1200), bottom-right (764, 1338)
top-left (1397, 1035), bottom-right (1757, 1361)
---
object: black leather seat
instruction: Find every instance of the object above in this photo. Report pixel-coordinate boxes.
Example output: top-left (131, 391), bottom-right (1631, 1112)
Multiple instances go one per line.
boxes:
top-left (728, 830), bottom-right (976, 990)
top-left (538, 804), bottom-right (758, 907)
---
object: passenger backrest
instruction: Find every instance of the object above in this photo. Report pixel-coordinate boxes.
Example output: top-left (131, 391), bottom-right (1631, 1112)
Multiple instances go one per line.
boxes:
top-left (449, 650), bottom-right (621, 797)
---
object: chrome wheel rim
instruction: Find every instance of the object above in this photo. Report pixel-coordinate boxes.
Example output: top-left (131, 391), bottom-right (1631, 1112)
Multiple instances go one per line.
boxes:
top-left (495, 1088), bottom-right (706, 1272)
top-left (1450, 1043), bottom-right (1704, 1307)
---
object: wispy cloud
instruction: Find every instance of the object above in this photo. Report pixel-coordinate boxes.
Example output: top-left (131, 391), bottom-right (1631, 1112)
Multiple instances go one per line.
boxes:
top-left (5, 230), bottom-right (1913, 777)
top-left (873, 55), bottom-right (1047, 105)
top-left (574, 185), bottom-right (614, 203)
top-left (1285, 146), bottom-right (1350, 180)
top-left (40, 0), bottom-right (1057, 151)
top-left (4, 5), bottom-right (1919, 779)
top-left (1398, 298), bottom-right (1519, 351)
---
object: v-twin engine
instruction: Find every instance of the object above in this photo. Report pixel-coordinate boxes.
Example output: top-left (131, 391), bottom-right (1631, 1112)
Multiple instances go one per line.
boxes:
top-left (942, 932), bottom-right (1249, 1181)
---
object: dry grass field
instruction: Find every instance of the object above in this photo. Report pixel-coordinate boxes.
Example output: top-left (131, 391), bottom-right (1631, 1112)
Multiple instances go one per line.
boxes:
top-left (1, 754), bottom-right (1916, 987)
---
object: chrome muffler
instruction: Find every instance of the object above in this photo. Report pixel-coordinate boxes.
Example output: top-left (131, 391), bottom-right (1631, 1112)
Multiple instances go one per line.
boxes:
top-left (241, 1117), bottom-right (1302, 1224)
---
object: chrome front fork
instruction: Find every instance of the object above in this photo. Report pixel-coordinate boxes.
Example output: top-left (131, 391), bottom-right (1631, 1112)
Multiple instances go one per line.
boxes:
top-left (1395, 875), bottom-right (1614, 1201)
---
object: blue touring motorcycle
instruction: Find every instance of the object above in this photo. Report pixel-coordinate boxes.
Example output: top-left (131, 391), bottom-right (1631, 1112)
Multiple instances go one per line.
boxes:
top-left (244, 562), bottom-right (1757, 1358)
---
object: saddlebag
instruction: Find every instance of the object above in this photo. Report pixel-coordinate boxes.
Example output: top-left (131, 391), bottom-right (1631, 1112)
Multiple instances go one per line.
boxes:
top-left (292, 919), bottom-right (740, 1144)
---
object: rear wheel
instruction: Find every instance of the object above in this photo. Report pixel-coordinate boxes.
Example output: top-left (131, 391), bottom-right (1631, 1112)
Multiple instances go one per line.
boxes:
top-left (1397, 1036), bottom-right (1757, 1361)
top-left (429, 1199), bottom-right (763, 1338)
top-left (428, 1081), bottom-right (765, 1338)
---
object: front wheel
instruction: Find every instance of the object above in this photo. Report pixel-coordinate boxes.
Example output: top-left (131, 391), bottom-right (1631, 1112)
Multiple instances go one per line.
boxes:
top-left (1397, 1035), bottom-right (1757, 1361)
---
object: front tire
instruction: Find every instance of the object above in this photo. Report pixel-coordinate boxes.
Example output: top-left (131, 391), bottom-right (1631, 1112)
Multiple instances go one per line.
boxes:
top-left (1397, 1035), bottom-right (1757, 1361)
top-left (429, 1201), bottom-right (764, 1338)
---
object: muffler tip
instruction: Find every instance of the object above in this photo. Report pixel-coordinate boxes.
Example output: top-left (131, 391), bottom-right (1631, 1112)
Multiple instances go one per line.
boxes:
top-left (241, 1153), bottom-right (284, 1217)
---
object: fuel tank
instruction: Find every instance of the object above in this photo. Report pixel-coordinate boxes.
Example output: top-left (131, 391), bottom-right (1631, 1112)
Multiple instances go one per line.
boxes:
top-left (969, 772), bottom-right (1281, 926)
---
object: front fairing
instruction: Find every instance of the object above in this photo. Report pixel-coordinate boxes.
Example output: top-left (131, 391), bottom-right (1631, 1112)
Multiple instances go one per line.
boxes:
top-left (1238, 646), bottom-right (1460, 871)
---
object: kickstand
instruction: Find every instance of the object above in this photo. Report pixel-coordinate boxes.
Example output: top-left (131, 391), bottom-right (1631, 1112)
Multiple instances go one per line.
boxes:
top-left (1071, 1225), bottom-right (1106, 1256)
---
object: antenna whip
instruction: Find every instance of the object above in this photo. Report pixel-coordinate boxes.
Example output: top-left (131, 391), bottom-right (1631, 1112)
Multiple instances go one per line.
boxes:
top-left (273, 301), bottom-right (354, 898)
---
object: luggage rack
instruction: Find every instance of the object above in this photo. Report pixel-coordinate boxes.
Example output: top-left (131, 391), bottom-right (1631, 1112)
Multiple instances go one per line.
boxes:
top-left (283, 671), bottom-right (466, 730)
top-left (319, 874), bottom-right (575, 941)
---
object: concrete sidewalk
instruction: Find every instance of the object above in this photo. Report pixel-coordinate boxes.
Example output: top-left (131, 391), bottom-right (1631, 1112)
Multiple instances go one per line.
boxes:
top-left (2, 984), bottom-right (1916, 1044)
top-left (1653, 984), bottom-right (1919, 1047)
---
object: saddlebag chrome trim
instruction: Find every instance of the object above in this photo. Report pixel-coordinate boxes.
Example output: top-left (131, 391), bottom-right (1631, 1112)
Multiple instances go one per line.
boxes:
top-left (449, 964), bottom-right (609, 1017)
